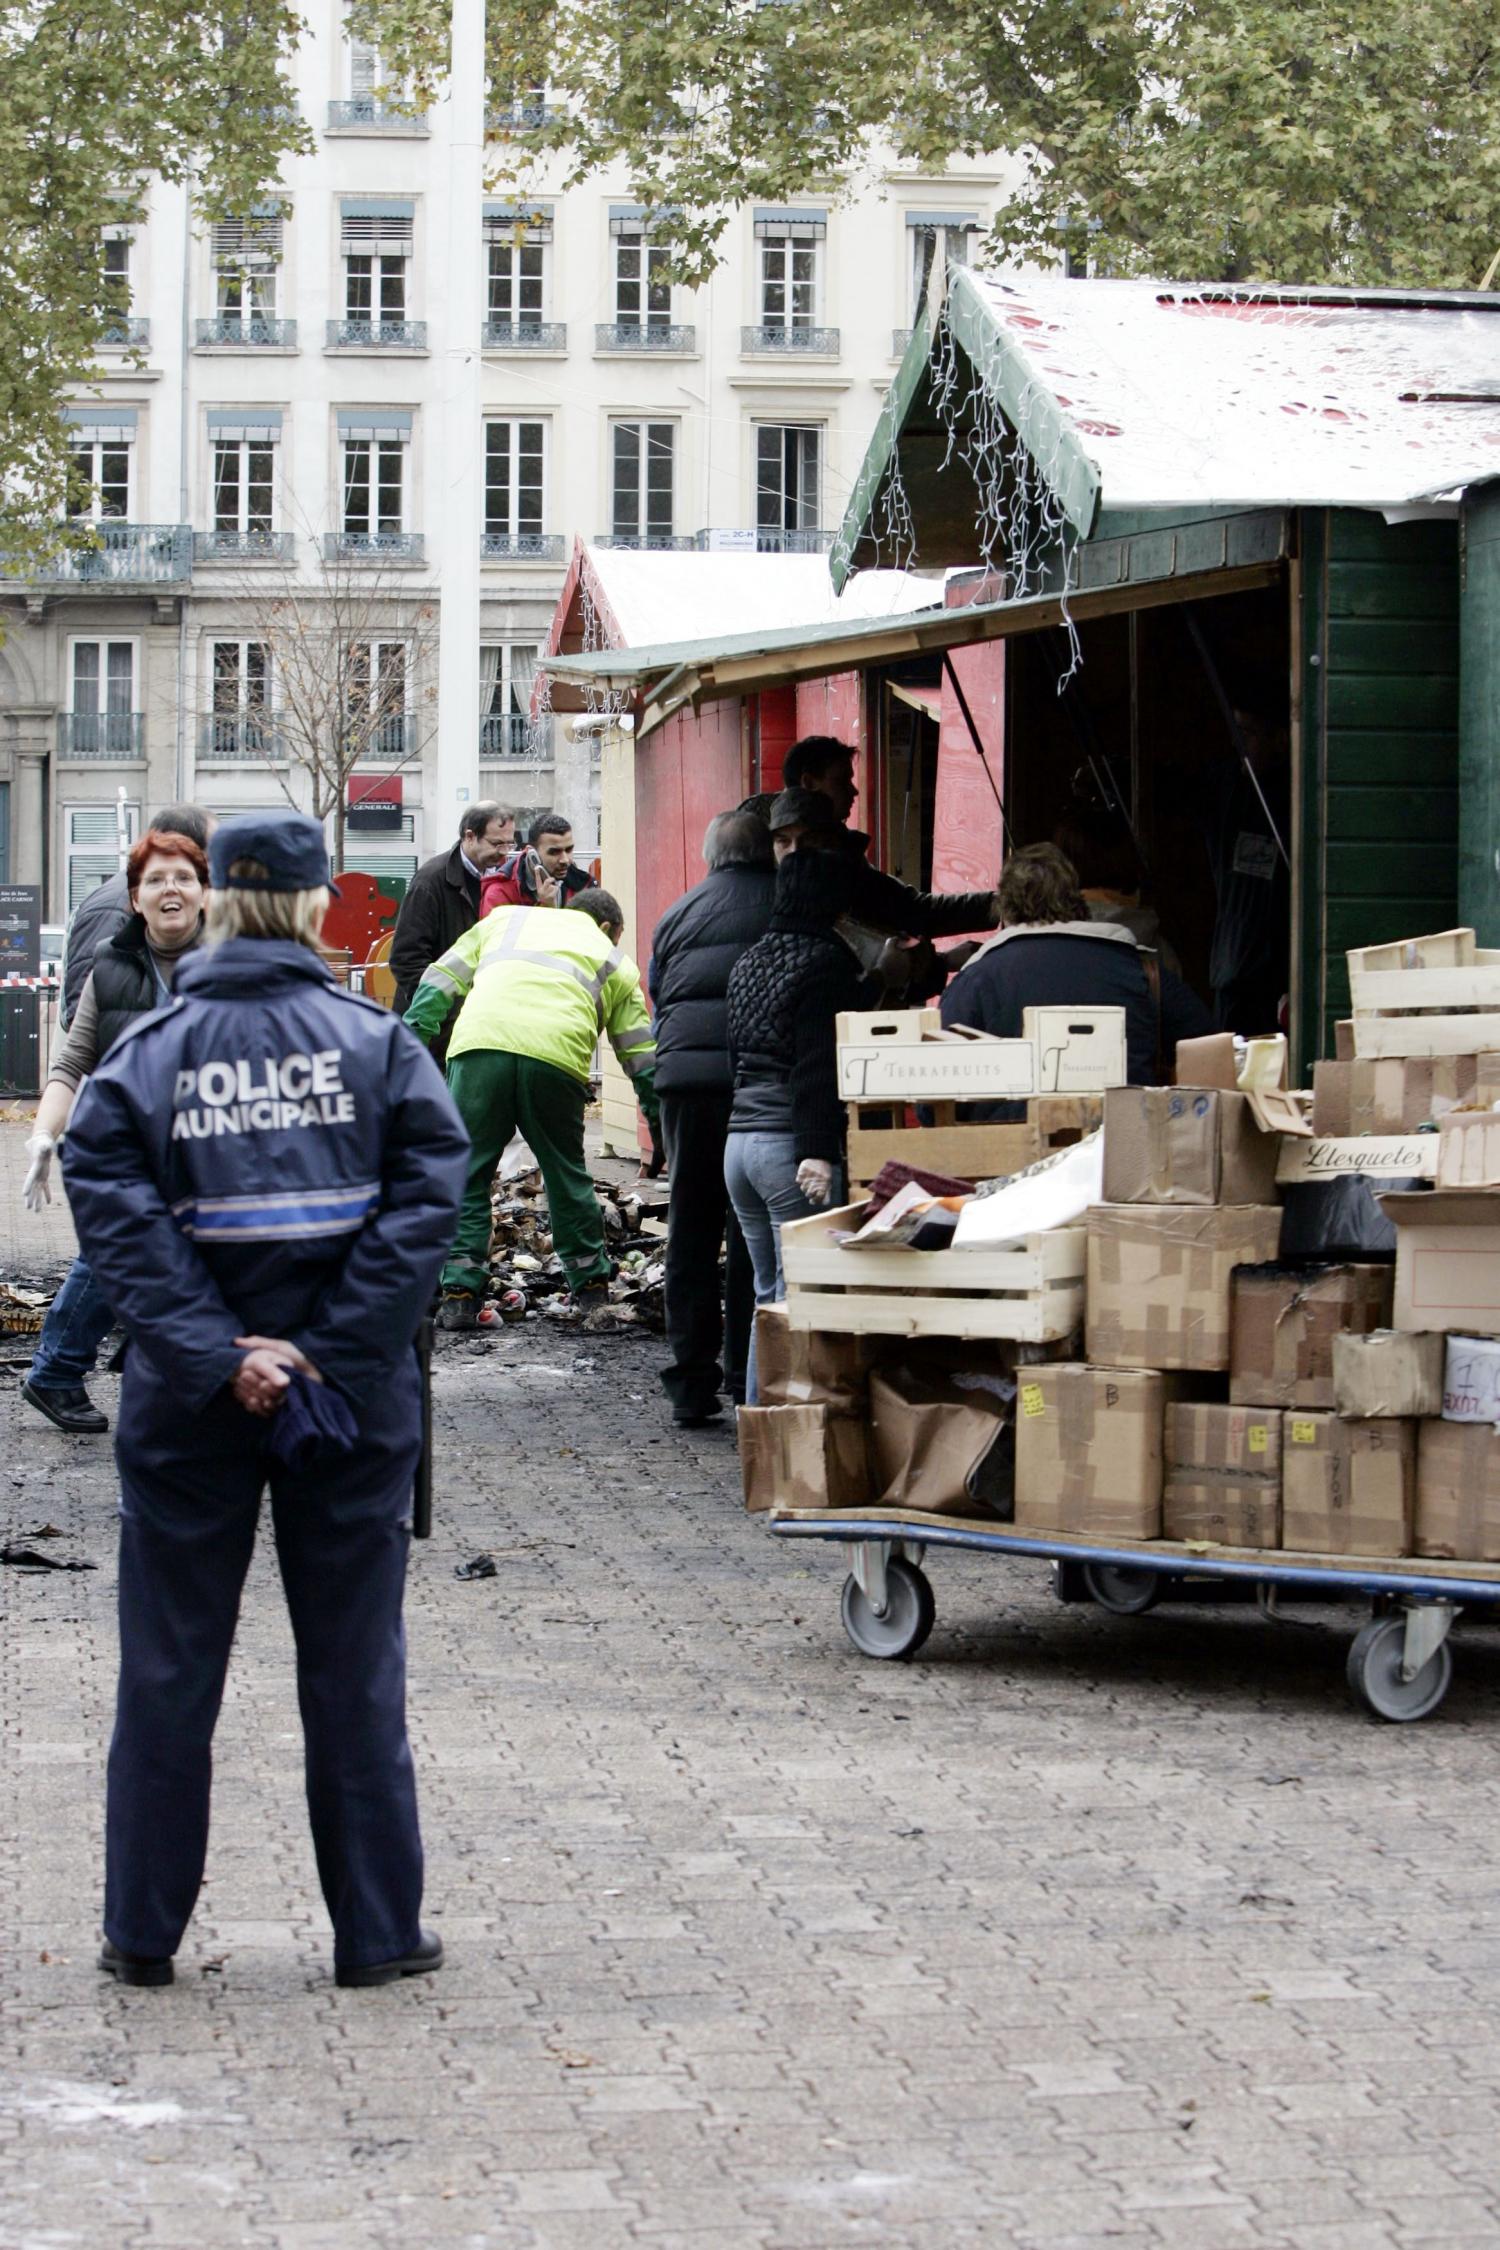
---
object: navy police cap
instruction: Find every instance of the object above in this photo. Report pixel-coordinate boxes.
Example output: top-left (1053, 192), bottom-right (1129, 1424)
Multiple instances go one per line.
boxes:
top-left (210, 810), bottom-right (340, 896)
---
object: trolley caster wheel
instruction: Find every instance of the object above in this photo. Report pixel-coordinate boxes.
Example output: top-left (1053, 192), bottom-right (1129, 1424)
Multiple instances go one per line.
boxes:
top-left (1082, 1563), bottom-right (1162, 1616)
top-left (1346, 1614), bottom-right (1453, 1723)
top-left (1052, 1559), bottom-right (1092, 1604)
top-left (840, 1557), bottom-right (936, 1660)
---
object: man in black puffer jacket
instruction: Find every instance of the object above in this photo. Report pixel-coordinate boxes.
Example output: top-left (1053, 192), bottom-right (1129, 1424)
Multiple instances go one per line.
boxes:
top-left (649, 809), bottom-right (776, 1425)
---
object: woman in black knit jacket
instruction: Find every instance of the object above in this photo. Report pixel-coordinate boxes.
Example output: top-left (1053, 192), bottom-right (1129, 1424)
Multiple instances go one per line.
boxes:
top-left (724, 801), bottom-right (867, 1401)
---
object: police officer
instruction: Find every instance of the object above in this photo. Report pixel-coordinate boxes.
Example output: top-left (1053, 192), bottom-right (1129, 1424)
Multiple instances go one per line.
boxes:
top-left (62, 811), bottom-right (469, 1990)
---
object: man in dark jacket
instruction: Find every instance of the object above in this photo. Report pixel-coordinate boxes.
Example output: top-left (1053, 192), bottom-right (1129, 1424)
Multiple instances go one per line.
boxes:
top-left (60, 803), bottom-right (214, 1028)
top-left (940, 842), bottom-right (1213, 1117)
top-left (63, 810), bottom-right (469, 1992)
top-left (389, 802), bottom-right (514, 1062)
top-left (649, 809), bottom-right (776, 1424)
top-left (782, 735), bottom-right (1000, 949)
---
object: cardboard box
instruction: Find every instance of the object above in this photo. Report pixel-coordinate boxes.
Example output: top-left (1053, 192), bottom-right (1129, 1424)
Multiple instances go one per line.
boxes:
top-left (1015, 1363), bottom-right (1172, 1539)
top-left (1436, 1110), bottom-right (1500, 1189)
top-left (738, 1404), bottom-right (870, 1514)
top-left (1440, 1332), bottom-right (1500, 1423)
top-left (868, 1365), bottom-right (1012, 1517)
top-left (1349, 1056), bottom-right (1487, 1135)
top-left (1382, 1189), bottom-right (1500, 1335)
top-left (1415, 1418), bottom-right (1500, 1560)
top-left (1331, 1329), bottom-right (1444, 1419)
top-left (753, 1306), bottom-right (876, 1415)
top-left (1163, 1403), bottom-right (1283, 1547)
top-left (1311, 1060), bottom-right (1353, 1138)
top-left (1086, 1204), bottom-right (1285, 1372)
top-left (1101, 1087), bottom-right (1281, 1207)
top-left (1281, 1412), bottom-right (1416, 1556)
top-left (1229, 1264), bottom-right (1394, 1408)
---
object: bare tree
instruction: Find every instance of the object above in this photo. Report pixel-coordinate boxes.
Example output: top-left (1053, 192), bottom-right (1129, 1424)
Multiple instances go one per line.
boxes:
top-left (208, 534), bottom-right (440, 872)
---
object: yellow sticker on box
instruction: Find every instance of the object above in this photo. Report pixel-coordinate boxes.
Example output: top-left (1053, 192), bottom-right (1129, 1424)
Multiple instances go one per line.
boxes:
top-left (1248, 1424), bottom-right (1268, 1454)
top-left (1020, 1383), bottom-right (1045, 1419)
top-left (1291, 1419), bottom-right (1317, 1445)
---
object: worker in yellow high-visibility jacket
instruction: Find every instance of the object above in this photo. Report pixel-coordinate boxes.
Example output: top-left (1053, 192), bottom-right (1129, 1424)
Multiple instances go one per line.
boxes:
top-left (404, 887), bottom-right (658, 1329)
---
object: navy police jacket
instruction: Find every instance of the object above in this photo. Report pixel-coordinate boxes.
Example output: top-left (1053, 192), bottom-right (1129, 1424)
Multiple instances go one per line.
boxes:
top-left (63, 937), bottom-right (470, 1415)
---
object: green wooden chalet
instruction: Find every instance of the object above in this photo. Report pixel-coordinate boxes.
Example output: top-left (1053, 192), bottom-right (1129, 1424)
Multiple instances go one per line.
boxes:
top-left (832, 268), bottom-right (1500, 1070)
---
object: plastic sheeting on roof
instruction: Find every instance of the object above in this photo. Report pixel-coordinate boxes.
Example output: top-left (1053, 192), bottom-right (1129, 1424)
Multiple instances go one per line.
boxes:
top-left (580, 548), bottom-right (940, 651)
top-left (957, 272), bottom-right (1500, 517)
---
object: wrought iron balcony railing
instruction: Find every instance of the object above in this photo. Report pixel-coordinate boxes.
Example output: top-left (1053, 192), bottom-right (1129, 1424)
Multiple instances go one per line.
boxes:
top-left (194, 530), bottom-right (296, 564)
top-left (486, 102), bottom-right (558, 132)
top-left (326, 318), bottom-right (427, 350)
top-left (326, 99), bottom-right (428, 132)
top-left (349, 713), bottom-right (415, 759)
top-left (595, 322), bottom-right (696, 353)
top-left (694, 527), bottom-right (833, 555)
top-left (57, 712), bottom-right (145, 758)
top-left (15, 524), bottom-right (193, 586)
top-left (741, 324), bottom-right (841, 355)
top-left (195, 316), bottom-right (298, 349)
top-left (479, 713), bottom-right (549, 758)
top-left (481, 532), bottom-right (566, 562)
top-left (482, 320), bottom-right (567, 351)
top-left (593, 532), bottom-right (694, 552)
top-left (198, 714), bottom-right (284, 760)
top-left (322, 532), bottom-right (425, 565)
top-left (99, 318), bottom-right (150, 348)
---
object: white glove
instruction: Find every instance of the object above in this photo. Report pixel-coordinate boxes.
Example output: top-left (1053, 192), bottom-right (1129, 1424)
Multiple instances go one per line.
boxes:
top-left (796, 1157), bottom-right (835, 1207)
top-left (22, 1131), bottom-right (56, 1213)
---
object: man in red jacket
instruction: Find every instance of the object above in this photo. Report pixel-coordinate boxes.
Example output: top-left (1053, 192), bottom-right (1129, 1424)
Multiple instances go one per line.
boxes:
top-left (480, 811), bottom-right (592, 918)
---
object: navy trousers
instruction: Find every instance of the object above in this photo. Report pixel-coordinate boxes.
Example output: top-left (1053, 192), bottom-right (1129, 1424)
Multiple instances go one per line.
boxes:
top-left (105, 1350), bottom-right (424, 1971)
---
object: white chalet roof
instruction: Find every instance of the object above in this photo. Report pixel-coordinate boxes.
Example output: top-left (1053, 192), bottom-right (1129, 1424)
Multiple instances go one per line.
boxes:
top-left (944, 271), bottom-right (1500, 528)
top-left (579, 545), bottom-right (939, 649)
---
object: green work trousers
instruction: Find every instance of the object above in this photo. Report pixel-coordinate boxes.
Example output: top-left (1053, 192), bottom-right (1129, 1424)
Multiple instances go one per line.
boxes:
top-left (442, 1049), bottom-right (609, 1297)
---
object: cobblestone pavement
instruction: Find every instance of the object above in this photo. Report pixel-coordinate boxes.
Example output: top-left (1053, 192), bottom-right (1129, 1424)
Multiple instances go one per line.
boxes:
top-left (4, 1122), bottom-right (1500, 2248)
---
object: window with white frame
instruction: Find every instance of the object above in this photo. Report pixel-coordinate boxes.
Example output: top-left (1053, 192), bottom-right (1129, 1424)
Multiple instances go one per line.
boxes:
top-left (211, 211), bottom-right (283, 327)
top-left (346, 640), bottom-right (408, 759)
top-left (209, 412), bottom-right (279, 544)
top-left (486, 208), bottom-right (549, 328)
top-left (480, 643), bottom-right (541, 757)
top-left (207, 640), bottom-right (273, 757)
top-left (341, 201), bottom-right (413, 333)
top-left (613, 227), bottom-right (671, 330)
top-left (756, 424), bottom-right (822, 534)
top-left (349, 36), bottom-right (381, 99)
top-left (66, 804), bottom-right (141, 915)
top-left (756, 213), bottom-right (824, 330)
top-left (341, 434), bottom-right (406, 537)
top-left (484, 420), bottom-right (545, 545)
top-left (907, 214), bottom-right (977, 321)
top-left (65, 412), bottom-right (134, 518)
top-left (101, 230), bottom-right (132, 332)
top-left (611, 421), bottom-right (675, 543)
top-left (68, 640), bottom-right (137, 756)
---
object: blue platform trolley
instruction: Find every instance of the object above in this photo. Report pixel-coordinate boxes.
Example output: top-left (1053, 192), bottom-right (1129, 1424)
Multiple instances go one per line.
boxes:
top-left (765, 1507), bottom-right (1500, 1723)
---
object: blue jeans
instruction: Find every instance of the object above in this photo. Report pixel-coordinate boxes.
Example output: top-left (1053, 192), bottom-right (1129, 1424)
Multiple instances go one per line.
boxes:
top-left (28, 1255), bottom-right (116, 1391)
top-left (723, 1131), bottom-right (843, 1404)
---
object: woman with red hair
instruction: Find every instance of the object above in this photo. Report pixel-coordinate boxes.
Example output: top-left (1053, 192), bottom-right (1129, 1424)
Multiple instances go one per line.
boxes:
top-left (21, 830), bottom-right (209, 1432)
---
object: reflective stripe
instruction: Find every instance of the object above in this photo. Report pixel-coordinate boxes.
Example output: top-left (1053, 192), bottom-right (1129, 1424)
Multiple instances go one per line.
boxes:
top-left (617, 1049), bottom-right (653, 1079)
top-left (422, 953), bottom-right (474, 996)
top-left (476, 945), bottom-right (612, 1023)
top-left (171, 1182), bottom-right (380, 1242)
top-left (613, 1030), bottom-right (654, 1055)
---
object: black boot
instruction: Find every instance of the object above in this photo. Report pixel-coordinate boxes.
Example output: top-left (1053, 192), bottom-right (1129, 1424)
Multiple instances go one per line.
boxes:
top-left (335, 1928), bottom-right (443, 1988)
top-left (22, 1381), bottom-right (109, 1435)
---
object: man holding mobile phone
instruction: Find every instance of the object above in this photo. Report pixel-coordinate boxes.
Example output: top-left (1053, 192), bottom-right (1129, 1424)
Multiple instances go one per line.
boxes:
top-left (480, 812), bottom-right (592, 918)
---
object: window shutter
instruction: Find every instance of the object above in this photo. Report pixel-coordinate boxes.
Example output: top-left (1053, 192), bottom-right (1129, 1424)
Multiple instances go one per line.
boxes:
top-left (484, 202), bottom-right (553, 244)
top-left (753, 208), bottom-right (827, 242)
top-left (340, 199), bottom-right (416, 257)
top-left (211, 212), bottom-right (284, 268)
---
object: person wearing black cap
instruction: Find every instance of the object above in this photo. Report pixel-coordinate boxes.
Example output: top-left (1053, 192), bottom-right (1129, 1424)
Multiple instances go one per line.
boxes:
top-left (61, 810), bottom-right (469, 1991)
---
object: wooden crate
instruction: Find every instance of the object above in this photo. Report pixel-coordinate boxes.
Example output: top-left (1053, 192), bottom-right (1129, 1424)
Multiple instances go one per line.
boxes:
top-left (846, 1094), bottom-right (1103, 1194)
top-left (1347, 927), bottom-right (1500, 1058)
top-left (781, 1205), bottom-right (1086, 1341)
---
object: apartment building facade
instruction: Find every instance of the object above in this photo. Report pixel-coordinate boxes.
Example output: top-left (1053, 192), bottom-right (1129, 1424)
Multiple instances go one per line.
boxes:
top-left (0, 5), bottom-right (1013, 918)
